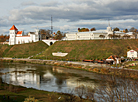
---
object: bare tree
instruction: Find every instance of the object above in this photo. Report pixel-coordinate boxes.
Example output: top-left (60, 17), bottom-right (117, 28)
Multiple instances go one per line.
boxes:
top-left (99, 35), bottom-right (105, 39)
top-left (95, 74), bottom-right (138, 102)
top-left (40, 29), bottom-right (51, 40)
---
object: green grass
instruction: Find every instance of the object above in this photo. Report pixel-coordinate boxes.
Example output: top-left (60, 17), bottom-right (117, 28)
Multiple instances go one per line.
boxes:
top-left (34, 39), bottom-right (138, 61)
top-left (0, 44), bottom-right (13, 57)
top-left (2, 41), bottom-right (49, 58)
top-left (0, 83), bottom-right (93, 102)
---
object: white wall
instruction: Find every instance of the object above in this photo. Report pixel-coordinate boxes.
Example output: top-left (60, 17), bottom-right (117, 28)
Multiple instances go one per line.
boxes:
top-left (127, 50), bottom-right (137, 58)
top-left (42, 40), bottom-right (58, 46)
top-left (16, 36), bottom-right (32, 44)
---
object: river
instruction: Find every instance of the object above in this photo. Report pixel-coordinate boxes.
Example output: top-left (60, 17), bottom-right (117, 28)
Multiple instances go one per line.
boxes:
top-left (0, 62), bottom-right (101, 92)
top-left (0, 62), bottom-right (138, 101)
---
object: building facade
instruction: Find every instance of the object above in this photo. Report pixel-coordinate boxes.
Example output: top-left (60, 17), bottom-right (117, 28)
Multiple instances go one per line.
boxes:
top-left (64, 25), bottom-right (128, 40)
top-left (127, 50), bottom-right (137, 58)
top-left (9, 25), bottom-right (40, 45)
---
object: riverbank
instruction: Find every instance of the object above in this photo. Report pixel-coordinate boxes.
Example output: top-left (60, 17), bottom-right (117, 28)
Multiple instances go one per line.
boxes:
top-left (0, 82), bottom-right (92, 102)
top-left (0, 58), bottom-right (138, 80)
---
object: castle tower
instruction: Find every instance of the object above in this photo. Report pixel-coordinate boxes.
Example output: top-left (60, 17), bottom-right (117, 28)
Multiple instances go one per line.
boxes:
top-left (35, 27), bottom-right (41, 41)
top-left (9, 25), bottom-right (18, 45)
top-left (107, 20), bottom-right (112, 32)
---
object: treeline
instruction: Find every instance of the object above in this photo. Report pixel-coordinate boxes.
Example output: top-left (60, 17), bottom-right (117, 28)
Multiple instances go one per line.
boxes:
top-left (78, 27), bottom-right (96, 32)
top-left (78, 27), bottom-right (138, 33)
top-left (39, 29), bottom-right (65, 40)
top-left (0, 34), bottom-right (9, 42)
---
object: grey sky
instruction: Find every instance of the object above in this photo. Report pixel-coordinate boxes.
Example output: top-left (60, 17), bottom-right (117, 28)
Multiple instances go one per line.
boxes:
top-left (0, 0), bottom-right (138, 35)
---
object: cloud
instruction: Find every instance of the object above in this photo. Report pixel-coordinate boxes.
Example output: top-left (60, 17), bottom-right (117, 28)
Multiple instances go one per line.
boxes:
top-left (21, 1), bottom-right (37, 6)
top-left (40, 1), bottom-right (61, 7)
top-left (1, 0), bottom-right (138, 34)
top-left (7, 0), bottom-right (138, 24)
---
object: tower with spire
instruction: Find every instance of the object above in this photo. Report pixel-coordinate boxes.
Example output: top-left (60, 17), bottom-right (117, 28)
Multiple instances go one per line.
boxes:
top-left (9, 25), bottom-right (18, 45)
top-left (107, 20), bottom-right (112, 32)
top-left (9, 25), bottom-right (40, 45)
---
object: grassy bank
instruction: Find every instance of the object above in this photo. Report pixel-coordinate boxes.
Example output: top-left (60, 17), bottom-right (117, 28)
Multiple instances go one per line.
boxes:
top-left (0, 82), bottom-right (92, 102)
top-left (33, 39), bottom-right (138, 61)
top-left (1, 41), bottom-right (49, 58)
top-left (0, 44), bottom-right (13, 57)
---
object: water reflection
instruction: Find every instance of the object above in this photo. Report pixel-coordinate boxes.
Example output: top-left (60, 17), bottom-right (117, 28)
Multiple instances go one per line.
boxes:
top-left (0, 62), bottom-right (100, 93)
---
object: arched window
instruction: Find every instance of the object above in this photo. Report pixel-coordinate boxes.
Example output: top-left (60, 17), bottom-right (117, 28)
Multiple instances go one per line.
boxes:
top-left (50, 42), bottom-right (53, 45)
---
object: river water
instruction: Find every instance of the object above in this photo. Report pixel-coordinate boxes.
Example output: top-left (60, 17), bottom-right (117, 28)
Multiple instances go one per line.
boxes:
top-left (0, 62), bottom-right (101, 93)
top-left (0, 62), bottom-right (138, 101)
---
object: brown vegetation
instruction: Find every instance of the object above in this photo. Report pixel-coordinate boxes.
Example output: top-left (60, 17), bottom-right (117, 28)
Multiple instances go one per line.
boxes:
top-left (35, 39), bottom-right (138, 61)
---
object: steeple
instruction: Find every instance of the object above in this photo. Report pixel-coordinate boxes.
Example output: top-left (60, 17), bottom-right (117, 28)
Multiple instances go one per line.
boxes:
top-left (107, 20), bottom-right (112, 32)
top-left (108, 19), bottom-right (110, 27)
top-left (10, 25), bottom-right (18, 30)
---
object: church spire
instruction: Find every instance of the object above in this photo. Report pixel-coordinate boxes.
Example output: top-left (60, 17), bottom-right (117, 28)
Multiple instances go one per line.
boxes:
top-left (108, 19), bottom-right (110, 27)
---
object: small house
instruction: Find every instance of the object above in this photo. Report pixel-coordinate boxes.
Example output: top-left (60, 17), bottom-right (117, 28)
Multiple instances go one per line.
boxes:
top-left (127, 50), bottom-right (137, 58)
top-left (106, 55), bottom-right (120, 64)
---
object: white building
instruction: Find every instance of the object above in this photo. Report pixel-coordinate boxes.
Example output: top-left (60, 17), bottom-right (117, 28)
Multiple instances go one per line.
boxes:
top-left (9, 25), bottom-right (40, 45)
top-left (64, 25), bottom-right (126, 40)
top-left (127, 50), bottom-right (137, 58)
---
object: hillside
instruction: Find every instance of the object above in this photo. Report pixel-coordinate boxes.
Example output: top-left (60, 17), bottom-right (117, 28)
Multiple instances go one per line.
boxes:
top-left (2, 41), bottom-right (49, 58)
top-left (0, 44), bottom-right (13, 57)
top-left (33, 39), bottom-right (138, 61)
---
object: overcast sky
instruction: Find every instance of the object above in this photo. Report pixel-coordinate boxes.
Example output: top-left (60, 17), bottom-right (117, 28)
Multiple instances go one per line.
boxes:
top-left (1, 0), bottom-right (138, 35)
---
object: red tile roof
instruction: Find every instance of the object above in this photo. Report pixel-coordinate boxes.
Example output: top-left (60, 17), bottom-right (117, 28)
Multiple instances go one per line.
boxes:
top-left (10, 25), bottom-right (18, 30)
top-left (17, 31), bottom-right (22, 34)
top-left (107, 55), bottom-right (118, 60)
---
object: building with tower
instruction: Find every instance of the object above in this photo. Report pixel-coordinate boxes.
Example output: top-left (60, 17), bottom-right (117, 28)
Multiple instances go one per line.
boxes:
top-left (63, 24), bottom-right (127, 40)
top-left (9, 25), bottom-right (40, 45)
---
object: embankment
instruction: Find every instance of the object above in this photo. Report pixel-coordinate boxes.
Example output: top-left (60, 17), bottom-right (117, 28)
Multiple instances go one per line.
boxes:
top-left (1, 58), bottom-right (138, 80)
top-left (33, 39), bottom-right (138, 61)
top-left (0, 41), bottom-right (49, 58)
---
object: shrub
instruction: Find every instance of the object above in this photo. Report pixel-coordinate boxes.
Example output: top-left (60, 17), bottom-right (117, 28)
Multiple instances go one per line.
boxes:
top-left (24, 96), bottom-right (39, 102)
top-left (100, 68), bottom-right (109, 74)
top-left (92, 68), bottom-right (99, 73)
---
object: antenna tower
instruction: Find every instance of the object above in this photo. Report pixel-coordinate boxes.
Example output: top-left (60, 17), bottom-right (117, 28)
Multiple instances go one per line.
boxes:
top-left (51, 16), bottom-right (53, 36)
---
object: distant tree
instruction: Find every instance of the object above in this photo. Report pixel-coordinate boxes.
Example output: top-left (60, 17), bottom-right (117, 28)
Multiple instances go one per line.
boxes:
top-left (113, 27), bottom-right (119, 31)
top-left (54, 30), bottom-right (63, 40)
top-left (129, 27), bottom-right (138, 39)
top-left (122, 34), bottom-right (130, 39)
top-left (123, 29), bottom-right (128, 33)
top-left (99, 35), bottom-right (105, 39)
top-left (134, 29), bottom-right (138, 33)
top-left (78, 28), bottom-right (89, 32)
top-left (115, 35), bottom-right (121, 39)
top-left (40, 29), bottom-right (51, 39)
top-left (0, 34), bottom-right (9, 42)
top-left (90, 28), bottom-right (96, 31)
top-left (108, 34), bottom-right (113, 39)
top-left (129, 27), bottom-right (135, 32)
top-left (112, 34), bottom-right (120, 39)
top-left (78, 28), bottom-right (80, 31)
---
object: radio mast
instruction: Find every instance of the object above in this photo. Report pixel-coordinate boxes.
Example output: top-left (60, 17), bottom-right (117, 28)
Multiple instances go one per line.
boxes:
top-left (51, 16), bottom-right (53, 36)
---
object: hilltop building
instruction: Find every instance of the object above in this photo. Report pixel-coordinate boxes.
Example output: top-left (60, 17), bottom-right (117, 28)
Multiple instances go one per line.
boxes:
top-left (63, 25), bottom-right (128, 40)
top-left (9, 25), bottom-right (40, 45)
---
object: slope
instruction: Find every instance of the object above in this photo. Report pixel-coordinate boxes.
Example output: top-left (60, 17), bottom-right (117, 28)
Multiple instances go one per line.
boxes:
top-left (4, 41), bottom-right (49, 58)
top-left (34, 39), bottom-right (138, 61)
